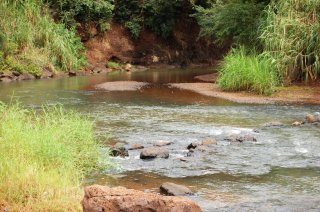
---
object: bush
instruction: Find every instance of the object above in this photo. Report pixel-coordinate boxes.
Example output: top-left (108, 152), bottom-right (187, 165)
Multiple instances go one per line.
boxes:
top-left (0, 103), bottom-right (104, 210)
top-left (194, 1), bottom-right (267, 48)
top-left (114, 0), bottom-right (193, 38)
top-left (107, 61), bottom-right (121, 69)
top-left (46, 0), bottom-right (114, 32)
top-left (218, 47), bottom-right (278, 95)
top-left (0, 0), bottom-right (86, 74)
top-left (260, 0), bottom-right (320, 83)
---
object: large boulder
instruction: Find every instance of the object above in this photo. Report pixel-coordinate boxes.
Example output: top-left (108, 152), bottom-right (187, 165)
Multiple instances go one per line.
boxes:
top-left (140, 147), bottom-right (169, 159)
top-left (82, 185), bottom-right (202, 212)
top-left (160, 182), bottom-right (194, 196)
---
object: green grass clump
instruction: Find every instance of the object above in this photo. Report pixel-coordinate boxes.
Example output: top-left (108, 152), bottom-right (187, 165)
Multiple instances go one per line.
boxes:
top-left (0, 103), bottom-right (103, 211)
top-left (0, 0), bottom-right (86, 75)
top-left (261, 0), bottom-right (320, 83)
top-left (218, 47), bottom-right (279, 95)
top-left (107, 61), bottom-right (121, 69)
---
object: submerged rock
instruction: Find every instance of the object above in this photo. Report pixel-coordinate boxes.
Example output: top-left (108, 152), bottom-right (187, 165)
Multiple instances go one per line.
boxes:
top-left (140, 147), bottom-right (169, 159)
top-left (226, 134), bottom-right (257, 143)
top-left (263, 121), bottom-right (285, 128)
top-left (154, 140), bottom-right (172, 147)
top-left (95, 81), bottom-right (148, 91)
top-left (160, 182), bottom-right (194, 196)
top-left (82, 185), bottom-right (202, 212)
top-left (110, 143), bottom-right (129, 158)
top-left (187, 141), bottom-right (200, 150)
top-left (128, 143), bottom-right (144, 150)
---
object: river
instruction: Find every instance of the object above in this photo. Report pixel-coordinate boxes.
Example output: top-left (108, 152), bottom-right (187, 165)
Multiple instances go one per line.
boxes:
top-left (0, 67), bottom-right (319, 211)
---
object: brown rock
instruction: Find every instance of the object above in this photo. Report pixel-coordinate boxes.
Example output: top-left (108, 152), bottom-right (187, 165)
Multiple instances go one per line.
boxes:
top-left (201, 139), bottom-right (217, 146)
top-left (160, 182), bottom-right (193, 196)
top-left (68, 71), bottom-right (77, 76)
top-left (226, 134), bottom-right (257, 143)
top-left (82, 185), bottom-right (202, 212)
top-left (128, 144), bottom-right (144, 150)
top-left (124, 63), bottom-right (132, 72)
top-left (110, 143), bottom-right (129, 158)
top-left (154, 140), bottom-right (173, 147)
top-left (292, 121), bottom-right (303, 126)
top-left (306, 114), bottom-right (317, 123)
top-left (140, 147), bottom-right (169, 159)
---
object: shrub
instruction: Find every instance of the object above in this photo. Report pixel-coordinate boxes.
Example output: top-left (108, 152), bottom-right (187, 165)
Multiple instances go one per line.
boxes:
top-left (260, 0), bottom-right (320, 83)
top-left (45, 0), bottom-right (114, 32)
top-left (0, 103), bottom-right (104, 210)
top-left (194, 1), bottom-right (267, 48)
top-left (218, 47), bottom-right (278, 95)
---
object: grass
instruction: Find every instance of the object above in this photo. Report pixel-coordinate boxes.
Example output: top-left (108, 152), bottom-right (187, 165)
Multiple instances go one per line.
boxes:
top-left (0, 0), bottom-right (86, 76)
top-left (0, 102), bottom-right (104, 211)
top-left (260, 0), bottom-right (320, 83)
top-left (218, 47), bottom-right (279, 95)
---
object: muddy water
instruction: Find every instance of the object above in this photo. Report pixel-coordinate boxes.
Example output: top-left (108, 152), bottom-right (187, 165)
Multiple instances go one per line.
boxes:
top-left (0, 67), bottom-right (319, 211)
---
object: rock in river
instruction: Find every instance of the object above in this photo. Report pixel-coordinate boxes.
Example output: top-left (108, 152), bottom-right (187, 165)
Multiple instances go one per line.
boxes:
top-left (226, 134), bottom-right (257, 143)
top-left (154, 140), bottom-right (173, 147)
top-left (128, 143), bottom-right (144, 150)
top-left (140, 147), bottom-right (169, 159)
top-left (306, 113), bottom-right (320, 123)
top-left (110, 143), bottom-right (129, 157)
top-left (82, 185), bottom-right (202, 212)
top-left (160, 182), bottom-right (194, 196)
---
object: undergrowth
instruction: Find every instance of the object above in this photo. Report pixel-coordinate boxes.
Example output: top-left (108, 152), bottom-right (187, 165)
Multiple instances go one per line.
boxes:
top-left (0, 0), bottom-right (86, 76)
top-left (0, 102), bottom-right (104, 211)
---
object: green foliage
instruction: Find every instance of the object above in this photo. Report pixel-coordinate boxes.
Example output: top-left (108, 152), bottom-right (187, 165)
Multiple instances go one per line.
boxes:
top-left (46, 0), bottom-right (114, 32)
top-left (0, 102), bottom-right (105, 210)
top-left (218, 47), bottom-right (278, 95)
top-left (194, 1), bottom-right (267, 48)
top-left (107, 61), bottom-right (121, 69)
top-left (260, 0), bottom-right (320, 83)
top-left (0, 0), bottom-right (86, 75)
top-left (114, 0), bottom-right (193, 38)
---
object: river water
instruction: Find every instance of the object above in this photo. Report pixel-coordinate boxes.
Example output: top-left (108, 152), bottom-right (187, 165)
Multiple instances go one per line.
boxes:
top-left (0, 67), bottom-right (319, 211)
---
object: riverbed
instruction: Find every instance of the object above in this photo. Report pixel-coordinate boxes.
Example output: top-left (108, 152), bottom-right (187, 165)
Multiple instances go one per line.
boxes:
top-left (0, 67), bottom-right (319, 211)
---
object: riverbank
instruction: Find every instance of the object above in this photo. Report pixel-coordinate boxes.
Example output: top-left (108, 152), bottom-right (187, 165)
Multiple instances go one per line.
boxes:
top-left (170, 83), bottom-right (320, 104)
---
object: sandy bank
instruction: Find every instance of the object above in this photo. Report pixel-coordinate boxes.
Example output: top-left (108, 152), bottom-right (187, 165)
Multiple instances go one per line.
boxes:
top-left (169, 83), bottom-right (320, 104)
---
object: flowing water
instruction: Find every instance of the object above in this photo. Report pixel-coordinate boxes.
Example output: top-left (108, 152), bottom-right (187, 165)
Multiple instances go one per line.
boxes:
top-left (0, 67), bottom-right (319, 211)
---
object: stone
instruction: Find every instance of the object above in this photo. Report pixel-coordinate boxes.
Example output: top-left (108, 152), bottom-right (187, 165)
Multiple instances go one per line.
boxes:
top-left (306, 113), bottom-right (320, 123)
top-left (0, 77), bottom-right (12, 83)
top-left (128, 144), bottom-right (144, 150)
top-left (110, 143), bottom-right (129, 158)
top-left (82, 185), bottom-right (202, 212)
top-left (124, 63), bottom-right (132, 72)
top-left (226, 134), bottom-right (257, 143)
top-left (201, 139), bottom-right (217, 146)
top-left (160, 182), bottom-right (193, 196)
top-left (68, 71), bottom-right (77, 76)
top-left (292, 121), bottom-right (303, 126)
top-left (263, 121), bottom-right (285, 128)
top-left (154, 140), bottom-right (173, 147)
top-left (18, 73), bottom-right (36, 80)
top-left (187, 142), bottom-right (200, 150)
top-left (12, 71), bottom-right (21, 76)
top-left (95, 81), bottom-right (148, 91)
top-left (140, 147), bottom-right (169, 159)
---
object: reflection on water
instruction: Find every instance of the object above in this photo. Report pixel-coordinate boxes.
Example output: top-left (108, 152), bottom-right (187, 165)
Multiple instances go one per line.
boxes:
top-left (0, 67), bottom-right (319, 211)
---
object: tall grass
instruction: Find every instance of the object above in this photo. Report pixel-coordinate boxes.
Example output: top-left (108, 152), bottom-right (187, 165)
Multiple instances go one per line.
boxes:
top-left (0, 0), bottom-right (86, 75)
top-left (260, 0), bottom-right (320, 83)
top-left (218, 48), bottom-right (278, 95)
top-left (0, 103), bottom-right (102, 211)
